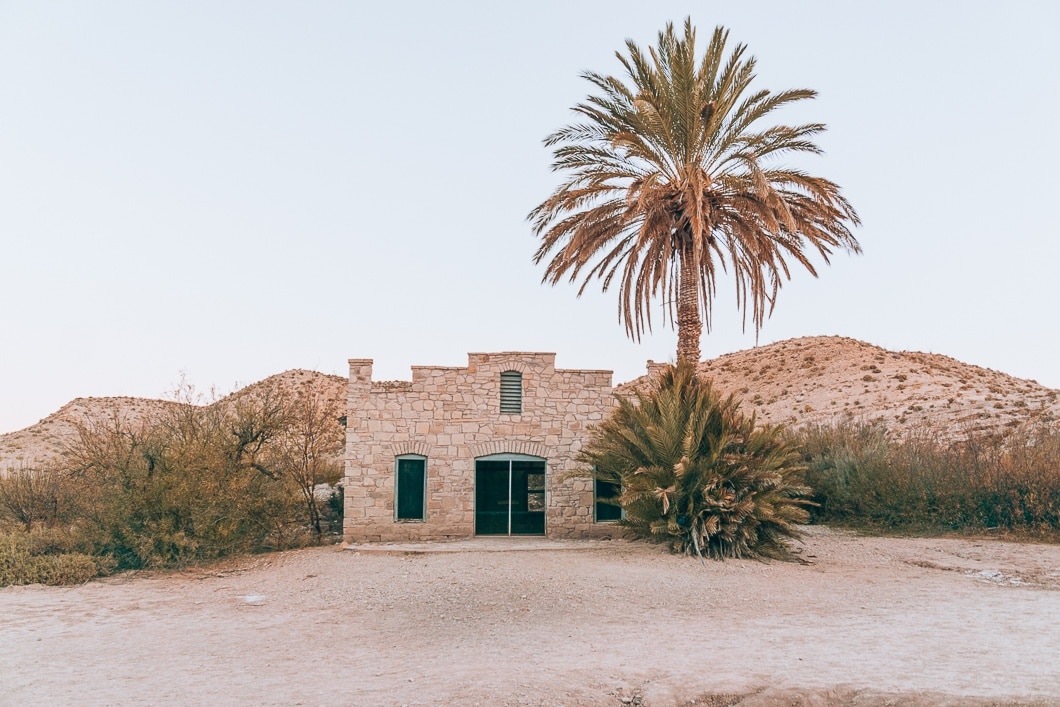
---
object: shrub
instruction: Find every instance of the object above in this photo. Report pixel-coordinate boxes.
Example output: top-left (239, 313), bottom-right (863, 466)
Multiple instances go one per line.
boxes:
top-left (0, 465), bottom-right (80, 531)
top-left (577, 363), bottom-right (812, 559)
top-left (68, 404), bottom-right (284, 569)
top-left (62, 378), bottom-right (343, 571)
top-left (0, 529), bottom-right (112, 586)
top-left (798, 421), bottom-right (1060, 535)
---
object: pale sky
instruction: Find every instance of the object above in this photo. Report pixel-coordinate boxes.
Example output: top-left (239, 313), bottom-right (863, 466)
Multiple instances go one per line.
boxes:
top-left (2, 1), bottom-right (1058, 434)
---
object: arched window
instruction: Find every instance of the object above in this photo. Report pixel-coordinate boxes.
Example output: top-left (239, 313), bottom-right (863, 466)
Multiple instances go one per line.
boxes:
top-left (500, 370), bottom-right (522, 414)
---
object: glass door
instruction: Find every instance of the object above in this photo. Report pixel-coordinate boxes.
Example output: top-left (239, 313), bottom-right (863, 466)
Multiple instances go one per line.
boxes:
top-left (475, 455), bottom-right (545, 535)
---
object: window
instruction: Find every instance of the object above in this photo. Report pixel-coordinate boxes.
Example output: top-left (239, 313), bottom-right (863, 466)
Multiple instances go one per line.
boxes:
top-left (500, 370), bottom-right (522, 414)
top-left (395, 455), bottom-right (427, 521)
top-left (594, 478), bottom-right (623, 522)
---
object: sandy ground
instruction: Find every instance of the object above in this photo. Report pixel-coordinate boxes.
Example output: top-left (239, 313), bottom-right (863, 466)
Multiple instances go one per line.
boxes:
top-left (2, 527), bottom-right (1059, 706)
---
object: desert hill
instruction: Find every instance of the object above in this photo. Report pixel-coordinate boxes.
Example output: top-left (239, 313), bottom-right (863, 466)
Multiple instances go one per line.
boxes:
top-left (0, 369), bottom-right (346, 473)
top-left (624, 336), bottom-right (1059, 437)
top-left (4, 338), bottom-right (1058, 471)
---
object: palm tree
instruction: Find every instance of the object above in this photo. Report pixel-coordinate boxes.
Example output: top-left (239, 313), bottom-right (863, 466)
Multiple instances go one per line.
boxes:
top-left (529, 19), bottom-right (861, 364)
top-left (576, 362), bottom-right (812, 559)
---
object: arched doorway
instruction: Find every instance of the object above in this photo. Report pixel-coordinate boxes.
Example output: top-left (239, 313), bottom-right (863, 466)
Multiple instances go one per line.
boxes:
top-left (474, 453), bottom-right (546, 535)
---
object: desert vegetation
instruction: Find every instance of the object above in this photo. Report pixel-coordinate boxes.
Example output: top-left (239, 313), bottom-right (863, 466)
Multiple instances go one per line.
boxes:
top-left (578, 362), bottom-right (812, 559)
top-left (0, 377), bottom-right (344, 586)
top-left (580, 361), bottom-right (1060, 559)
top-left (4, 343), bottom-right (1059, 585)
top-left (798, 420), bottom-right (1060, 537)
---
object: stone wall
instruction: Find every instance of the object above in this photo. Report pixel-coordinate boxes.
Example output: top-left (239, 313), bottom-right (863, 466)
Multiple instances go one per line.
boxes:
top-left (343, 352), bottom-right (621, 542)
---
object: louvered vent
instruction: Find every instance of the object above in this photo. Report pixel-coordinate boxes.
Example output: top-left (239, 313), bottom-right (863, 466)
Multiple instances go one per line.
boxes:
top-left (499, 370), bottom-right (523, 414)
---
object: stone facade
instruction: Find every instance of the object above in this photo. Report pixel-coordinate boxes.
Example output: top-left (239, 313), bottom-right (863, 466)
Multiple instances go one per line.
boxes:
top-left (343, 352), bottom-right (621, 542)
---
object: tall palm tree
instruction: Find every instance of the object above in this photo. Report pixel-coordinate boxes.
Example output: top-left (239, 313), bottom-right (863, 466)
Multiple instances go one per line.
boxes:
top-left (529, 19), bottom-right (861, 364)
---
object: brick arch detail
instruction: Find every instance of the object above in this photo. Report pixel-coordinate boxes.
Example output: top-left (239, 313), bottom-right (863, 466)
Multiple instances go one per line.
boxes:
top-left (468, 440), bottom-right (549, 459)
top-left (497, 361), bottom-right (529, 375)
top-left (390, 441), bottom-right (431, 458)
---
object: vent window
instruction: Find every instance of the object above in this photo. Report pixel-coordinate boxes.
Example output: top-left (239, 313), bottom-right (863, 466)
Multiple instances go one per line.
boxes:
top-left (500, 371), bottom-right (522, 414)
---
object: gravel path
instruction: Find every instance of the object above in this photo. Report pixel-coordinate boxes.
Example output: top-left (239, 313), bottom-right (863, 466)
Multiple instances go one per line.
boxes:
top-left (2, 527), bottom-right (1059, 705)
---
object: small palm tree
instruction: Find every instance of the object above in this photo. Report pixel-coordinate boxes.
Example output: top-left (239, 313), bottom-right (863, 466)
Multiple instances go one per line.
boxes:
top-left (578, 363), bottom-right (812, 559)
top-left (530, 19), bottom-right (861, 364)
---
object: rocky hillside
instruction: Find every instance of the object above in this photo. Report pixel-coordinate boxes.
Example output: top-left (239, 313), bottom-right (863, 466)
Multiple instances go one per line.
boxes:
top-left (625, 336), bottom-right (1059, 437)
top-left (4, 338), bottom-right (1058, 471)
top-left (0, 370), bottom-right (346, 473)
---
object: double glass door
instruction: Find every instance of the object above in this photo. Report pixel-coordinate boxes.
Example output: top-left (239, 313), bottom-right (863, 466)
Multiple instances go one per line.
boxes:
top-left (474, 456), bottom-right (545, 535)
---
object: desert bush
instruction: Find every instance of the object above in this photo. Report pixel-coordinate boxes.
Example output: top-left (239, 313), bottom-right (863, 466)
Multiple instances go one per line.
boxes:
top-left (0, 465), bottom-right (80, 531)
top-left (799, 421), bottom-right (1060, 535)
top-left (0, 528), bottom-right (112, 586)
top-left (62, 378), bottom-right (344, 570)
top-left (255, 381), bottom-right (345, 540)
top-left (577, 363), bottom-right (813, 559)
top-left (963, 425), bottom-right (1060, 532)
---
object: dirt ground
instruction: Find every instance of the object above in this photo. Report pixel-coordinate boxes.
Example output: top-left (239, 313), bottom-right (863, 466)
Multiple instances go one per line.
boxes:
top-left (2, 527), bottom-right (1059, 706)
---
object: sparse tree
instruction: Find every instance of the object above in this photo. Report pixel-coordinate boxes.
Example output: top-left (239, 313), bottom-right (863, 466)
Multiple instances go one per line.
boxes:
top-left (251, 379), bottom-right (345, 542)
top-left (530, 19), bottom-right (861, 364)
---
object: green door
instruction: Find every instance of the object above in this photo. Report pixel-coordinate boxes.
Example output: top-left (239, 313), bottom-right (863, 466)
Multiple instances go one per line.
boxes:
top-left (474, 455), bottom-right (545, 535)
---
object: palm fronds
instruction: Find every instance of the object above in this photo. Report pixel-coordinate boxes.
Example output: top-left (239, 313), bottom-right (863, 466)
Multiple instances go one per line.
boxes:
top-left (577, 362), bottom-right (812, 559)
top-left (530, 18), bottom-right (860, 363)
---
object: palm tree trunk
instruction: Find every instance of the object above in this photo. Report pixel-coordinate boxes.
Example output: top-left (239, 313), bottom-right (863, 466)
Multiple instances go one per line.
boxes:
top-left (676, 254), bottom-right (702, 364)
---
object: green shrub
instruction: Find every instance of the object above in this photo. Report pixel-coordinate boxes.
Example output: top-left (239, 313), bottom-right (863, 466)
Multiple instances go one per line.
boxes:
top-left (68, 405), bottom-right (296, 569)
top-left (26, 553), bottom-right (108, 585)
top-left (798, 421), bottom-right (1060, 535)
top-left (62, 379), bottom-right (343, 571)
top-left (0, 530), bottom-right (112, 586)
top-left (577, 363), bottom-right (812, 559)
top-left (0, 377), bottom-right (343, 580)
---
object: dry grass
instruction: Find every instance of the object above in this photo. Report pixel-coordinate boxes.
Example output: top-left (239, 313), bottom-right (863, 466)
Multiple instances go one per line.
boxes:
top-left (799, 420), bottom-right (1060, 536)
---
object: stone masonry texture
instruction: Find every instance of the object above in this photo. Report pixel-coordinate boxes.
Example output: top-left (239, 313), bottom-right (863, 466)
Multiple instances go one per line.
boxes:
top-left (343, 353), bottom-right (622, 542)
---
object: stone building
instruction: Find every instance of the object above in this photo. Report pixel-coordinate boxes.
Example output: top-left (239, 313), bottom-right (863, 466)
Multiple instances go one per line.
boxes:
top-left (343, 352), bottom-right (623, 542)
